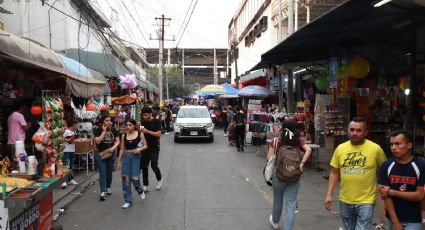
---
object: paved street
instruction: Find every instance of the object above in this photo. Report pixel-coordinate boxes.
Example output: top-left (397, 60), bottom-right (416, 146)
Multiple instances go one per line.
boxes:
top-left (55, 130), bottom-right (381, 230)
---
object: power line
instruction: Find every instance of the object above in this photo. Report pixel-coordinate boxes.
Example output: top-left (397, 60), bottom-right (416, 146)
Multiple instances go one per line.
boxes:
top-left (174, 0), bottom-right (194, 46)
top-left (175, 0), bottom-right (198, 48)
top-left (130, 0), bottom-right (151, 48)
top-left (41, 1), bottom-right (145, 49)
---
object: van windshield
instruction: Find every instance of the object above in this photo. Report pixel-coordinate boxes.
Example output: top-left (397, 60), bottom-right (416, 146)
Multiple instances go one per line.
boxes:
top-left (177, 108), bottom-right (210, 118)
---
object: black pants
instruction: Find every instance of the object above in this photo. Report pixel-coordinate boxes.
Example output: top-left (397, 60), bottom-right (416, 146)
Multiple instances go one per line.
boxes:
top-left (223, 120), bottom-right (229, 134)
top-left (140, 151), bottom-right (162, 186)
top-left (234, 125), bottom-right (245, 149)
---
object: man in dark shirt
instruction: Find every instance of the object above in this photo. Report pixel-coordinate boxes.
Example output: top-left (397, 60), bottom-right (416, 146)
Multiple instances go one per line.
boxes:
top-left (140, 107), bottom-right (163, 191)
top-left (232, 105), bottom-right (246, 152)
top-left (378, 130), bottom-right (425, 230)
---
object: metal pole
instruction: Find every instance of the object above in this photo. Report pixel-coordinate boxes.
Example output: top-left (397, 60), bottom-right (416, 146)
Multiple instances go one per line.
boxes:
top-left (214, 48), bottom-right (217, 84)
top-left (182, 49), bottom-right (185, 87)
top-left (166, 48), bottom-right (170, 99)
top-left (287, 68), bottom-right (294, 113)
top-left (278, 68), bottom-right (283, 110)
top-left (158, 14), bottom-right (164, 102)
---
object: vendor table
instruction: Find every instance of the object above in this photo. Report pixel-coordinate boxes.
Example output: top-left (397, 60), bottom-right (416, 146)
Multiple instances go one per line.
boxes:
top-left (74, 150), bottom-right (95, 176)
top-left (0, 175), bottom-right (67, 229)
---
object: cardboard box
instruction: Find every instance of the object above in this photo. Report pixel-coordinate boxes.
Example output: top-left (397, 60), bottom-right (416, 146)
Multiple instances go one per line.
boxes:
top-left (75, 140), bottom-right (93, 153)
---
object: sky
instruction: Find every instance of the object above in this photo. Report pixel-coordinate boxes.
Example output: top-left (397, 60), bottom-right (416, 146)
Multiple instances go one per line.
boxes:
top-left (93, 0), bottom-right (241, 49)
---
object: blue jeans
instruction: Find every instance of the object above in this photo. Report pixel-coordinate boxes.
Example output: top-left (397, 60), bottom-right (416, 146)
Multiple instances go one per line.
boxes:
top-left (121, 152), bottom-right (144, 204)
top-left (95, 153), bottom-right (116, 193)
top-left (271, 172), bottom-right (300, 230)
top-left (339, 202), bottom-right (375, 230)
top-left (387, 218), bottom-right (422, 230)
top-left (63, 152), bottom-right (75, 181)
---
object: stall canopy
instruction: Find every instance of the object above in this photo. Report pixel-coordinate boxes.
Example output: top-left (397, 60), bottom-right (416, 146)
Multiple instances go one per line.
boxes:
top-left (238, 85), bottom-right (273, 98)
top-left (55, 54), bottom-right (105, 97)
top-left (88, 68), bottom-right (111, 96)
top-left (254, 0), bottom-right (425, 69)
top-left (239, 69), bottom-right (266, 83)
top-left (0, 29), bottom-right (105, 97)
top-left (196, 84), bottom-right (227, 96)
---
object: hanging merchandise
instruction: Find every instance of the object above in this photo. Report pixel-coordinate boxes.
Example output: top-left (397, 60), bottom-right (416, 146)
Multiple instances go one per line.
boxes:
top-left (348, 55), bottom-right (370, 79)
top-left (315, 75), bottom-right (329, 91)
top-left (40, 90), bottom-right (65, 163)
top-left (119, 74), bottom-right (138, 89)
top-left (135, 100), bottom-right (141, 122)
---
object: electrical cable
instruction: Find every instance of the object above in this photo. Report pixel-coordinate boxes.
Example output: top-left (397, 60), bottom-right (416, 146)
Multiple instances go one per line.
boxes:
top-left (175, 0), bottom-right (198, 48)
top-left (130, 0), bottom-right (151, 48)
top-left (173, 0), bottom-right (194, 46)
top-left (42, 1), bottom-right (145, 49)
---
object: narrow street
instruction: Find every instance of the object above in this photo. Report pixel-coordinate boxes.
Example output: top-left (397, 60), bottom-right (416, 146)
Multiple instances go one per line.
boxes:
top-left (55, 131), bottom-right (375, 230)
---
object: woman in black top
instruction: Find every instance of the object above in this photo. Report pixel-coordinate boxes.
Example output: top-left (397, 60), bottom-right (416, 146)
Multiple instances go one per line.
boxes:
top-left (116, 119), bottom-right (148, 209)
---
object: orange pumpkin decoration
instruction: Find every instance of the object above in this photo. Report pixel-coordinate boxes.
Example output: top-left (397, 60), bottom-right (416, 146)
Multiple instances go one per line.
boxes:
top-left (31, 106), bottom-right (42, 115)
top-left (86, 104), bottom-right (96, 111)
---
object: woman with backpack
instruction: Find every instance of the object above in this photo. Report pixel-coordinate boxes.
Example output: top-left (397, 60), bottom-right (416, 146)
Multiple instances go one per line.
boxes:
top-left (266, 120), bottom-right (312, 230)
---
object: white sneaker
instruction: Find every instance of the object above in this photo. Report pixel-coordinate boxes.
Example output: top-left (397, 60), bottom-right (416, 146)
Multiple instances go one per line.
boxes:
top-left (140, 191), bottom-right (146, 200)
top-left (143, 186), bottom-right (151, 192)
top-left (156, 179), bottom-right (163, 190)
top-left (122, 203), bottom-right (131, 209)
top-left (165, 132), bottom-right (170, 135)
top-left (269, 215), bottom-right (279, 229)
top-left (69, 179), bottom-right (78, 185)
top-left (224, 133), bottom-right (228, 137)
top-left (106, 188), bottom-right (112, 196)
top-left (61, 182), bottom-right (67, 188)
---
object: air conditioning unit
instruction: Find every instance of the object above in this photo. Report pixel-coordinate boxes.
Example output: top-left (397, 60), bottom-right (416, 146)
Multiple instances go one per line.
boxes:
top-left (260, 16), bottom-right (268, 32)
top-left (254, 24), bottom-right (261, 38)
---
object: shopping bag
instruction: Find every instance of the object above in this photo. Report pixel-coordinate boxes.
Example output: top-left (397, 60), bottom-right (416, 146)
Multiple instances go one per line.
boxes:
top-left (263, 138), bottom-right (279, 186)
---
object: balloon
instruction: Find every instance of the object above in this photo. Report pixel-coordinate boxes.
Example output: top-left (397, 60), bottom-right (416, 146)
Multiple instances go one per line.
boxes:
top-left (399, 82), bottom-right (409, 91)
top-left (315, 75), bottom-right (329, 91)
top-left (130, 93), bottom-right (137, 98)
top-left (100, 105), bottom-right (107, 111)
top-left (348, 56), bottom-right (370, 79)
top-left (86, 104), bottom-right (96, 111)
top-left (130, 82), bottom-right (138, 89)
top-left (31, 106), bottom-right (42, 115)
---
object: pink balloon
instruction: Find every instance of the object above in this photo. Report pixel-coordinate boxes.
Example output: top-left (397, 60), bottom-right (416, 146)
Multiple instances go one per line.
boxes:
top-left (130, 82), bottom-right (138, 89)
top-left (131, 93), bottom-right (137, 98)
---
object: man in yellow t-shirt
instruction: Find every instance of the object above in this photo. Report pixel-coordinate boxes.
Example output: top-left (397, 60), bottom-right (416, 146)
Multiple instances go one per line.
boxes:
top-left (325, 117), bottom-right (386, 230)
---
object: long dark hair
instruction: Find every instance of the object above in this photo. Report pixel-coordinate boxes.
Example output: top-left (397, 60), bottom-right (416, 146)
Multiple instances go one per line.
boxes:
top-left (280, 120), bottom-right (300, 147)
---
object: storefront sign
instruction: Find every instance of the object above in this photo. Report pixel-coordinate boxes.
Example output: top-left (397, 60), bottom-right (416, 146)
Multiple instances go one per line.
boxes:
top-left (329, 57), bottom-right (339, 88)
top-left (10, 192), bottom-right (53, 230)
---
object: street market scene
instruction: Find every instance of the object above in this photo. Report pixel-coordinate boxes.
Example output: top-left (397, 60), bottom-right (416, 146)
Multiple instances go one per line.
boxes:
top-left (0, 0), bottom-right (425, 229)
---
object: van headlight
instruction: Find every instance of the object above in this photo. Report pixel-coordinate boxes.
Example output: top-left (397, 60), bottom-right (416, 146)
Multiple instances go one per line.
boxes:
top-left (205, 123), bottom-right (213, 128)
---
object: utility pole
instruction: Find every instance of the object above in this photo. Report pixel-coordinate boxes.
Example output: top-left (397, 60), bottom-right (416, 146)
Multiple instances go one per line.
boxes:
top-left (182, 49), bottom-right (185, 87)
top-left (213, 49), bottom-right (218, 85)
top-left (150, 14), bottom-right (173, 102)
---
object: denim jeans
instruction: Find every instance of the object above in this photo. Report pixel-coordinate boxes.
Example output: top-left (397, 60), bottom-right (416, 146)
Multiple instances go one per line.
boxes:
top-left (63, 152), bottom-right (75, 181)
top-left (95, 153), bottom-right (116, 193)
top-left (387, 218), bottom-right (422, 230)
top-left (271, 172), bottom-right (300, 230)
top-left (339, 201), bottom-right (375, 230)
top-left (121, 152), bottom-right (144, 204)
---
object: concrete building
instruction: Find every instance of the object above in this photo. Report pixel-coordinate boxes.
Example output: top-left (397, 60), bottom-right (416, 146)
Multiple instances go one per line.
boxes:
top-left (228, 0), bottom-right (346, 84)
top-left (145, 48), bottom-right (230, 89)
